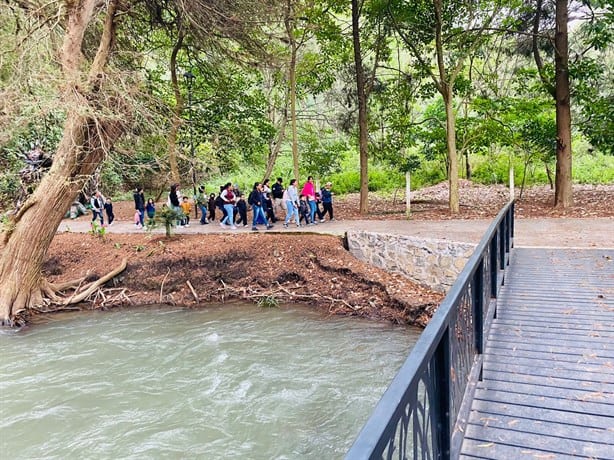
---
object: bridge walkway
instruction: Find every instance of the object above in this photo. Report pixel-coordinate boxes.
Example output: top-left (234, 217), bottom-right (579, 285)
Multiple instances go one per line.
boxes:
top-left (460, 247), bottom-right (614, 459)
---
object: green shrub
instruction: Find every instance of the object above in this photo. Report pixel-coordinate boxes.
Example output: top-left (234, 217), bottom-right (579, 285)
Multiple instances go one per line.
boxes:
top-left (573, 152), bottom-right (614, 184)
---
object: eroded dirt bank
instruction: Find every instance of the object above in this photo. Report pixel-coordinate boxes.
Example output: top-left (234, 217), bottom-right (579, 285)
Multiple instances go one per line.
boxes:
top-left (34, 233), bottom-right (443, 327)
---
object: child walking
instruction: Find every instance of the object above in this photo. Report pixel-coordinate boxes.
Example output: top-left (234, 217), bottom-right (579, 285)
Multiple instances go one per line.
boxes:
top-left (208, 193), bottom-right (216, 222)
top-left (146, 198), bottom-right (156, 226)
top-left (235, 194), bottom-right (248, 227)
top-left (298, 194), bottom-right (311, 225)
top-left (180, 196), bottom-right (191, 227)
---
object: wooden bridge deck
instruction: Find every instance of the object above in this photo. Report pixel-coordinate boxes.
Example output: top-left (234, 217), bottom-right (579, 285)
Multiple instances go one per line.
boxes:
top-left (460, 248), bottom-right (614, 460)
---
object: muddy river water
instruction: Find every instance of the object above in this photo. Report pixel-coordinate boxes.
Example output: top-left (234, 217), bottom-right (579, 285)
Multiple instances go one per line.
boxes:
top-left (0, 305), bottom-right (420, 459)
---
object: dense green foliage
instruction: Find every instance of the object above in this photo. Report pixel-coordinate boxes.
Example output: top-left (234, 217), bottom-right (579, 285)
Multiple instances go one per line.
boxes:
top-left (0, 0), bottom-right (612, 211)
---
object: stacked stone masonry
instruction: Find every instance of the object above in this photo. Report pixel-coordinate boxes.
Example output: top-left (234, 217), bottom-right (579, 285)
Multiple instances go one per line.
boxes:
top-left (346, 231), bottom-right (476, 293)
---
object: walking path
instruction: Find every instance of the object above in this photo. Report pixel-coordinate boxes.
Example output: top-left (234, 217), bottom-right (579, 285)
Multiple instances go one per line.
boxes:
top-left (58, 217), bottom-right (614, 248)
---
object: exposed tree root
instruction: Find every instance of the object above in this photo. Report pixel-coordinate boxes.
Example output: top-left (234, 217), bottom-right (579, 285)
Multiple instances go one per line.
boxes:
top-left (62, 258), bottom-right (127, 305)
top-left (3, 258), bottom-right (128, 327)
top-left (212, 281), bottom-right (363, 315)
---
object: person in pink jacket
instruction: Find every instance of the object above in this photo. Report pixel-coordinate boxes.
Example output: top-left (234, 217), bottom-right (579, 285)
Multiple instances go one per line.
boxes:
top-left (300, 176), bottom-right (318, 225)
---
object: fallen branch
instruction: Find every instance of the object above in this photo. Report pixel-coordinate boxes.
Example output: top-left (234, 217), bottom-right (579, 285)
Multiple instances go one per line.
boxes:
top-left (186, 280), bottom-right (199, 303)
top-left (160, 267), bottom-right (170, 303)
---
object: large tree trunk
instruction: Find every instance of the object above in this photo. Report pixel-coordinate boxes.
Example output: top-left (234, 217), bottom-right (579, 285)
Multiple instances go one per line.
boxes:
top-left (554, 0), bottom-right (573, 208)
top-left (0, 0), bottom-right (123, 325)
top-left (352, 0), bottom-right (369, 215)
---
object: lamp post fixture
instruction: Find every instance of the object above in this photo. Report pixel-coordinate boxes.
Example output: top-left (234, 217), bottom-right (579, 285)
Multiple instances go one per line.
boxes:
top-left (183, 70), bottom-right (198, 219)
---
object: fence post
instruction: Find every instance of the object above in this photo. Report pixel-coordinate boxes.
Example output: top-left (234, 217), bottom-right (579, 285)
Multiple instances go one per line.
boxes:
top-left (499, 215), bottom-right (506, 272)
top-left (489, 232), bottom-right (498, 299)
top-left (435, 330), bottom-right (451, 460)
top-left (472, 259), bottom-right (484, 356)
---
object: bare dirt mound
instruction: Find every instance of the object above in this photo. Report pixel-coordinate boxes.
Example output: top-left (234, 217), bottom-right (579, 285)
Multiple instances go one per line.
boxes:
top-left (38, 233), bottom-right (442, 327)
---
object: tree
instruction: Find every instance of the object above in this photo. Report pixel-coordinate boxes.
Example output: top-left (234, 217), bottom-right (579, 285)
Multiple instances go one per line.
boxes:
top-left (351, 0), bottom-right (370, 214)
top-left (531, 0), bottom-right (573, 206)
top-left (384, 0), bottom-right (506, 213)
top-left (0, 0), bottom-right (126, 325)
top-left (0, 0), bottom-right (282, 326)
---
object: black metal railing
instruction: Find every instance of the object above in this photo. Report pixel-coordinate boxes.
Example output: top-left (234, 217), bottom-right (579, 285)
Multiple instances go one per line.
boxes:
top-left (346, 201), bottom-right (515, 460)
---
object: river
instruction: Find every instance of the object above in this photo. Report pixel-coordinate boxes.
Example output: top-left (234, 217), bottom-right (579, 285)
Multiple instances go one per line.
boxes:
top-left (0, 304), bottom-right (420, 459)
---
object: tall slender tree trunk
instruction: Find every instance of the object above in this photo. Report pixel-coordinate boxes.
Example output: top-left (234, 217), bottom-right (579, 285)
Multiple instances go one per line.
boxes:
top-left (352, 0), bottom-right (369, 215)
top-left (433, 0), bottom-right (459, 214)
top-left (443, 88), bottom-right (460, 214)
top-left (554, 0), bottom-right (573, 208)
top-left (264, 110), bottom-right (288, 181)
top-left (168, 29), bottom-right (186, 185)
top-left (0, 0), bottom-right (123, 325)
top-left (285, 1), bottom-right (300, 183)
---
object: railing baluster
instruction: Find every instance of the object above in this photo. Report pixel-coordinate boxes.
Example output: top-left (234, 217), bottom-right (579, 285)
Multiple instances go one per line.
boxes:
top-left (472, 259), bottom-right (484, 355)
top-left (435, 330), bottom-right (451, 460)
top-left (489, 233), bottom-right (498, 299)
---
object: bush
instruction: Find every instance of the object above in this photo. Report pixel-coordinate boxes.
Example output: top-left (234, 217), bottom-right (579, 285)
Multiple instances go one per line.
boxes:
top-left (574, 152), bottom-right (614, 184)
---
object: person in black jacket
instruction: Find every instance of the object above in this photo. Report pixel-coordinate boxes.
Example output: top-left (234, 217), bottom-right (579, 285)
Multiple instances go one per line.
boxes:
top-left (271, 177), bottom-right (284, 215)
top-left (133, 187), bottom-right (145, 227)
top-left (235, 194), bottom-right (248, 227)
top-left (104, 198), bottom-right (115, 226)
top-left (208, 193), bottom-right (217, 222)
top-left (248, 182), bottom-right (272, 231)
top-left (168, 183), bottom-right (182, 226)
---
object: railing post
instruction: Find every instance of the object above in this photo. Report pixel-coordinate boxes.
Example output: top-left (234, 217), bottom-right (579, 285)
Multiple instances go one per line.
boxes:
top-left (509, 202), bottom-right (515, 244)
top-left (472, 259), bottom-right (484, 356)
top-left (435, 330), bottom-right (451, 460)
top-left (489, 231), bottom-right (498, 299)
top-left (499, 215), bottom-right (506, 272)
top-left (504, 210), bottom-right (511, 261)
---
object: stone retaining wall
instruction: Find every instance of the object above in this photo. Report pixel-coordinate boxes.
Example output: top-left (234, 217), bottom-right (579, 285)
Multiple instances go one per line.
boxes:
top-left (346, 231), bottom-right (476, 293)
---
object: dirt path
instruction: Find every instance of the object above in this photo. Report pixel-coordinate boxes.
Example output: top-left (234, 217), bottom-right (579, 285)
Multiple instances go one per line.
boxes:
top-left (58, 216), bottom-right (614, 248)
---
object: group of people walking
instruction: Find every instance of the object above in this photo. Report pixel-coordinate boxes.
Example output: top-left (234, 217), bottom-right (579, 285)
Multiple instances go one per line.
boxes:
top-left (214, 176), bottom-right (335, 231)
top-left (89, 176), bottom-right (334, 231)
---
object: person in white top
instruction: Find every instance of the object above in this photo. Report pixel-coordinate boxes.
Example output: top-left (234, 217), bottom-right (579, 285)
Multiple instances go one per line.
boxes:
top-left (219, 182), bottom-right (237, 229)
top-left (283, 179), bottom-right (300, 228)
top-left (90, 191), bottom-right (105, 226)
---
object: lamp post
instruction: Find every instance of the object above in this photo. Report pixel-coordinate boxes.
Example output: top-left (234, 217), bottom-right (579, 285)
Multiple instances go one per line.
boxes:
top-left (183, 70), bottom-right (198, 219)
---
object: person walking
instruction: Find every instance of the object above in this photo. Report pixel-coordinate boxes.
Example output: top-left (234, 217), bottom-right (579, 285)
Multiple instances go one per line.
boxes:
top-left (90, 191), bottom-right (105, 226)
top-left (104, 198), bottom-right (115, 226)
top-left (235, 194), bottom-right (248, 227)
top-left (320, 182), bottom-right (334, 221)
top-left (219, 182), bottom-right (237, 229)
top-left (195, 185), bottom-right (209, 225)
top-left (168, 183), bottom-right (183, 227)
top-left (180, 196), bottom-right (192, 227)
top-left (248, 182), bottom-right (272, 231)
top-left (146, 198), bottom-right (156, 224)
top-left (208, 193), bottom-right (216, 222)
top-left (133, 187), bottom-right (145, 228)
top-left (301, 175), bottom-right (317, 225)
top-left (283, 179), bottom-right (300, 228)
top-left (271, 177), bottom-right (284, 215)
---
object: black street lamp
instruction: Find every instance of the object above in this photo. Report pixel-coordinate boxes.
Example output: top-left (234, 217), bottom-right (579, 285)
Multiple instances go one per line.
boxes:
top-left (183, 70), bottom-right (198, 219)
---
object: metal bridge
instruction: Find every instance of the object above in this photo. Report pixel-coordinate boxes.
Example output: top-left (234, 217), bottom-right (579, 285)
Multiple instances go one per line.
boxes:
top-left (346, 202), bottom-right (614, 460)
